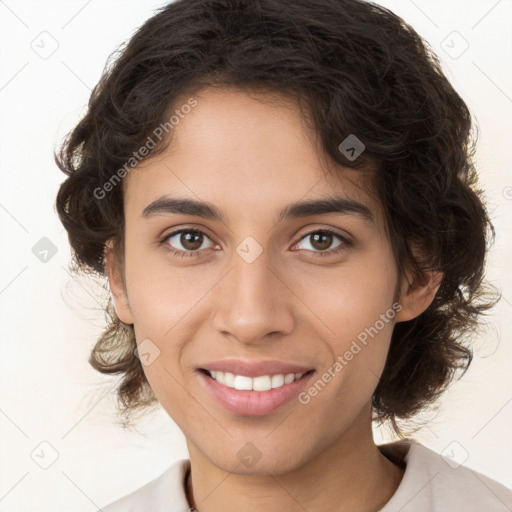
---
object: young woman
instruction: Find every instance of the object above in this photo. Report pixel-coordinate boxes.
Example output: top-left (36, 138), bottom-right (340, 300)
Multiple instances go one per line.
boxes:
top-left (55, 0), bottom-right (512, 510)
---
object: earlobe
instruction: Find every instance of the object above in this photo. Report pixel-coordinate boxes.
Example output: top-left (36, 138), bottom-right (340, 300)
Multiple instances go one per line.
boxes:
top-left (395, 268), bottom-right (443, 323)
top-left (104, 240), bottom-right (134, 325)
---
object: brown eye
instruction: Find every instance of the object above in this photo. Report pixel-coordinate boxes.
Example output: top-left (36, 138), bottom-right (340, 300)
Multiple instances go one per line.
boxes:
top-left (164, 229), bottom-right (214, 255)
top-left (294, 229), bottom-right (350, 256)
top-left (309, 232), bottom-right (334, 251)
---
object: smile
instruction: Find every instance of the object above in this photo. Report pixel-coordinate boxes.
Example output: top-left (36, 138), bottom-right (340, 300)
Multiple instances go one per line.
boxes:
top-left (205, 369), bottom-right (307, 391)
top-left (198, 368), bottom-right (316, 416)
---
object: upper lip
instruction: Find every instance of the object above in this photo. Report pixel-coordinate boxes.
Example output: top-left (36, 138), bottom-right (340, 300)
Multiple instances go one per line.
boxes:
top-left (199, 359), bottom-right (314, 378)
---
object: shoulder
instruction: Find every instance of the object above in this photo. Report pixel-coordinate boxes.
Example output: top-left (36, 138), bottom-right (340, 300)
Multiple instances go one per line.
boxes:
top-left (98, 458), bottom-right (192, 512)
top-left (379, 439), bottom-right (512, 512)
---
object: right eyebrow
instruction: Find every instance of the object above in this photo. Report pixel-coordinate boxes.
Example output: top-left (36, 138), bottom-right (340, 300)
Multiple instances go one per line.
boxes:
top-left (142, 197), bottom-right (226, 222)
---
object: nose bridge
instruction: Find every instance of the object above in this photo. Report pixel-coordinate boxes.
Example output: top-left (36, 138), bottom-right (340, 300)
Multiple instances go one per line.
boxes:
top-left (212, 238), bottom-right (293, 342)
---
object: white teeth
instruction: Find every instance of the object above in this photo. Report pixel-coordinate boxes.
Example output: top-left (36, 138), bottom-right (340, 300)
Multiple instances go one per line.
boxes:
top-left (234, 375), bottom-right (252, 390)
top-left (271, 374), bottom-right (284, 388)
top-left (252, 375), bottom-right (272, 391)
top-left (223, 372), bottom-right (235, 387)
top-left (207, 370), bottom-right (305, 390)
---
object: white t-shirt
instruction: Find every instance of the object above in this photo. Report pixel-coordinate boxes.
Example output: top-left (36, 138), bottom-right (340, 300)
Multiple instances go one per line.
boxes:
top-left (99, 439), bottom-right (512, 511)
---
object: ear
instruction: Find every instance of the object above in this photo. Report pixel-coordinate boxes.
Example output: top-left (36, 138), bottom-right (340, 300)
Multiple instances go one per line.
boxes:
top-left (104, 239), bottom-right (134, 325)
top-left (395, 265), bottom-right (443, 323)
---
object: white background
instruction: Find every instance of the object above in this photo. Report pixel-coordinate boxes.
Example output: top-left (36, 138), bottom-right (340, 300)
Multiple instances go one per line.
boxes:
top-left (0, 1), bottom-right (511, 510)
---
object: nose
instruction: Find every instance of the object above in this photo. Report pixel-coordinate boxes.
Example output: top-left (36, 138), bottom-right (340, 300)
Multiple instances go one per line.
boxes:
top-left (212, 242), bottom-right (295, 345)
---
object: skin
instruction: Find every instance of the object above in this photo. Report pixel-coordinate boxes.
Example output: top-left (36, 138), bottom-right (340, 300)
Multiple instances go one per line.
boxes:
top-left (106, 87), bottom-right (442, 512)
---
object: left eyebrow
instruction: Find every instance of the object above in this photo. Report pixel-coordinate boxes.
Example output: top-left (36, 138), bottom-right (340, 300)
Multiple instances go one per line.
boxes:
top-left (276, 195), bottom-right (374, 225)
top-left (141, 194), bottom-right (374, 225)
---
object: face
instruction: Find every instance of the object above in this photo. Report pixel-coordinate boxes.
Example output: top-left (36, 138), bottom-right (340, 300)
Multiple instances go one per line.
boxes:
top-left (108, 87), bottom-right (430, 475)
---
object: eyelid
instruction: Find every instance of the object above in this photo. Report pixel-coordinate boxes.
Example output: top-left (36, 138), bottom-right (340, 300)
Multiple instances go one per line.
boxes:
top-left (295, 225), bottom-right (352, 244)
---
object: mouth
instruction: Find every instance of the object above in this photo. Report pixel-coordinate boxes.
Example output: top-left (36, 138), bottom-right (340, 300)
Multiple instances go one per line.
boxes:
top-left (197, 368), bottom-right (316, 416)
top-left (199, 368), bottom-right (314, 391)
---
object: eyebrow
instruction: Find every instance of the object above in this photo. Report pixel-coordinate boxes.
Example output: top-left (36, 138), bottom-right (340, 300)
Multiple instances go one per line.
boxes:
top-left (142, 195), bottom-right (374, 224)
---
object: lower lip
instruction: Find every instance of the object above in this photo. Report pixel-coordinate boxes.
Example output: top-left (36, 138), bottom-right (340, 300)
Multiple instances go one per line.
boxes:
top-left (198, 370), bottom-right (315, 416)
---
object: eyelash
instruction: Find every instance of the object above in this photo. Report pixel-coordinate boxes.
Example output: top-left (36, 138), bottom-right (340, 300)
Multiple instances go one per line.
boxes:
top-left (160, 227), bottom-right (352, 258)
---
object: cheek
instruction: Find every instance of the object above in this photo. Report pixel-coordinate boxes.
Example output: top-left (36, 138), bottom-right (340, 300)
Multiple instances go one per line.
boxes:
top-left (123, 242), bottom-right (218, 334)
top-left (298, 252), bottom-right (398, 341)
top-left (122, 248), bottom-right (222, 408)
top-left (122, 248), bottom-right (207, 424)
top-left (297, 251), bottom-right (398, 392)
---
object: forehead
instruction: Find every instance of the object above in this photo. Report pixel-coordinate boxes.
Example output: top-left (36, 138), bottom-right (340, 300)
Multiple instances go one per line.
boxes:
top-left (124, 87), bottom-right (383, 227)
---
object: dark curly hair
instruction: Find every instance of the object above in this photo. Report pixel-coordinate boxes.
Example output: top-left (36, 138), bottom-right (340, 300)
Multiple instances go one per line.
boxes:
top-left (55, 0), bottom-right (498, 434)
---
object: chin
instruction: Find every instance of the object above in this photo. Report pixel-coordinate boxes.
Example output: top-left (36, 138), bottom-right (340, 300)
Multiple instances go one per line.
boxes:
top-left (204, 442), bottom-right (312, 476)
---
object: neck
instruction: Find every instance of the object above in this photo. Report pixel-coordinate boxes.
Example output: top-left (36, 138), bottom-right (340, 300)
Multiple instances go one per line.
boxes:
top-left (185, 405), bottom-right (404, 512)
